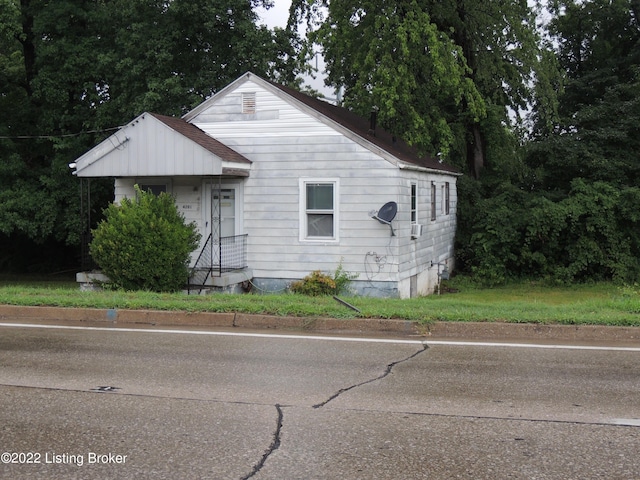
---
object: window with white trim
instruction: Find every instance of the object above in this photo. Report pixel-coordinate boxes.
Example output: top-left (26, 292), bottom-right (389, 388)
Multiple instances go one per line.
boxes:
top-left (300, 179), bottom-right (338, 241)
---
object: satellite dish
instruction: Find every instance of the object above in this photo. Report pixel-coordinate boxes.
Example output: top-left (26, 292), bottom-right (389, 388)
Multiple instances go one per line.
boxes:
top-left (377, 202), bottom-right (397, 223)
top-left (371, 201), bottom-right (397, 236)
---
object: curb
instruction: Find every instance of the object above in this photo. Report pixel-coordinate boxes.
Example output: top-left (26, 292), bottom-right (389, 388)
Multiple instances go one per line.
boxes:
top-left (0, 305), bottom-right (639, 344)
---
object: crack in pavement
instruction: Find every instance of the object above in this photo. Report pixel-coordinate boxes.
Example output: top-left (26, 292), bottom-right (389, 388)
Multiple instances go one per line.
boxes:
top-left (5, 344), bottom-right (426, 478)
top-left (241, 403), bottom-right (284, 479)
top-left (312, 343), bottom-right (428, 409)
top-left (238, 344), bottom-right (429, 477)
top-left (241, 344), bottom-right (428, 478)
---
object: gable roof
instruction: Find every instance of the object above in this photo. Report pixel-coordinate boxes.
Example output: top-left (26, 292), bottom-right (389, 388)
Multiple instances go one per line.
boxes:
top-left (267, 81), bottom-right (459, 174)
top-left (73, 112), bottom-right (251, 177)
top-left (148, 113), bottom-right (251, 166)
top-left (184, 72), bottom-right (459, 175)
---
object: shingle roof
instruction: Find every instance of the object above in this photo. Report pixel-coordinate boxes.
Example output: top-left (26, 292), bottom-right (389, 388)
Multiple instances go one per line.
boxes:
top-left (267, 81), bottom-right (459, 174)
top-left (149, 112), bottom-right (251, 165)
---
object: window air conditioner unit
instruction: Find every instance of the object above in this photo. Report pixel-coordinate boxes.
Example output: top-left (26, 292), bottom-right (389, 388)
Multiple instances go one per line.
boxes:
top-left (411, 223), bottom-right (423, 239)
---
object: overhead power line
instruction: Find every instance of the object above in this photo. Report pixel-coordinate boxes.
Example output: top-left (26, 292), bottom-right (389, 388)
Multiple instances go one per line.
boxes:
top-left (0, 125), bottom-right (123, 140)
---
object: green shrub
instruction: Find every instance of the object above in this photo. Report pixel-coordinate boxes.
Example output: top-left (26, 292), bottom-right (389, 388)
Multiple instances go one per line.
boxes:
top-left (89, 186), bottom-right (201, 292)
top-left (290, 271), bottom-right (336, 296)
top-left (458, 178), bottom-right (640, 285)
top-left (290, 263), bottom-right (357, 296)
top-left (333, 261), bottom-right (358, 294)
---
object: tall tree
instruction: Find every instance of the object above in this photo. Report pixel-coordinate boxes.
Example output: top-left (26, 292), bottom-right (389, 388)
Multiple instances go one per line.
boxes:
top-left (295, 0), bottom-right (485, 163)
top-left (292, 0), bottom-right (548, 177)
top-left (95, 0), bottom-right (287, 119)
top-left (528, 0), bottom-right (640, 191)
top-left (462, 0), bottom-right (640, 283)
top-left (0, 0), bottom-right (298, 271)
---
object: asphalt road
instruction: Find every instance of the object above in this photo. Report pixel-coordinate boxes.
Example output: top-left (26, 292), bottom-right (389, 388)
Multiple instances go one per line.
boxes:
top-left (0, 322), bottom-right (639, 479)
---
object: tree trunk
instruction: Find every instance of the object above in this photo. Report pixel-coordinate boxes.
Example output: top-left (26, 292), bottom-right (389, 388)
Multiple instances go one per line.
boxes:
top-left (18, 0), bottom-right (37, 98)
top-left (468, 124), bottom-right (484, 179)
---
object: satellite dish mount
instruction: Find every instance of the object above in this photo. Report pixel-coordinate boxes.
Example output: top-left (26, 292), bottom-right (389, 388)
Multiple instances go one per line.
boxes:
top-left (370, 201), bottom-right (397, 236)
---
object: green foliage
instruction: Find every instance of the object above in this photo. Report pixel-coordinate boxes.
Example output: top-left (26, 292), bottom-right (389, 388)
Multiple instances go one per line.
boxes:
top-left (296, 0), bottom-right (548, 175)
top-left (89, 187), bottom-right (200, 292)
top-left (0, 0), bottom-right (304, 262)
top-left (457, 0), bottom-right (640, 285)
top-left (532, 0), bottom-right (640, 180)
top-left (306, 0), bottom-right (485, 158)
top-left (332, 262), bottom-right (358, 295)
top-left (2, 278), bottom-right (640, 326)
top-left (459, 179), bottom-right (640, 285)
top-left (290, 271), bottom-right (337, 296)
top-left (290, 263), bottom-right (357, 296)
top-left (457, 181), bottom-right (528, 285)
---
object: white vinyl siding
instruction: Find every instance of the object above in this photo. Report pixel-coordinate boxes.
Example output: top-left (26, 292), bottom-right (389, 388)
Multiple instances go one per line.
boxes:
top-left (187, 77), bottom-right (458, 296)
top-left (192, 80), bottom-right (401, 278)
top-left (75, 73), bottom-right (459, 297)
top-left (74, 114), bottom-right (247, 178)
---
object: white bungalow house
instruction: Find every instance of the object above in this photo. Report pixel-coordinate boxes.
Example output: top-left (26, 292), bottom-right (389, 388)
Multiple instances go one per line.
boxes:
top-left (73, 72), bottom-right (460, 298)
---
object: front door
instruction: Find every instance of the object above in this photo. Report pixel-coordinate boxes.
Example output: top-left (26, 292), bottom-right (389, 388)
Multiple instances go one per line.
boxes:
top-left (204, 182), bottom-right (238, 241)
top-left (216, 188), bottom-right (236, 238)
top-left (199, 181), bottom-right (246, 273)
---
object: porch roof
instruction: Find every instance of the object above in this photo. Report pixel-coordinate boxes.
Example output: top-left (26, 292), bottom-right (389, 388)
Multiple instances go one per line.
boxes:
top-left (73, 112), bottom-right (251, 178)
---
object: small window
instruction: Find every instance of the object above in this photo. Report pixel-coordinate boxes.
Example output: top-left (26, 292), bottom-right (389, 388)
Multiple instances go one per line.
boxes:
top-left (410, 183), bottom-right (417, 224)
top-left (138, 184), bottom-right (167, 196)
top-left (300, 179), bottom-right (338, 241)
top-left (445, 182), bottom-right (450, 215)
top-left (242, 92), bottom-right (256, 114)
top-left (430, 181), bottom-right (436, 221)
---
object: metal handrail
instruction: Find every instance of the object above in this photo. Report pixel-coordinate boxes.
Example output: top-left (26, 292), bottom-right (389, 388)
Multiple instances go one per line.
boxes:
top-left (188, 234), bottom-right (248, 293)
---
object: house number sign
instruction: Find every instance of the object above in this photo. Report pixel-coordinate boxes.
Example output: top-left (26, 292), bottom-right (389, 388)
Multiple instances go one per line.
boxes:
top-left (178, 203), bottom-right (199, 212)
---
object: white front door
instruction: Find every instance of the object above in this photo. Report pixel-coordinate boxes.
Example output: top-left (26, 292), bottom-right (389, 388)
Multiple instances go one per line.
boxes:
top-left (204, 182), bottom-right (239, 241)
top-left (217, 188), bottom-right (236, 238)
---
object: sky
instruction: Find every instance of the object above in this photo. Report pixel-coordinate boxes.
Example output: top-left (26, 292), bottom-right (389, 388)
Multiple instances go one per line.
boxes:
top-left (255, 1), bottom-right (336, 100)
top-left (255, 0), bottom-right (291, 29)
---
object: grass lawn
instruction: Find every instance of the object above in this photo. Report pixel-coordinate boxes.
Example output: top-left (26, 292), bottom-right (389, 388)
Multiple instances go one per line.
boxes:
top-left (0, 275), bottom-right (639, 327)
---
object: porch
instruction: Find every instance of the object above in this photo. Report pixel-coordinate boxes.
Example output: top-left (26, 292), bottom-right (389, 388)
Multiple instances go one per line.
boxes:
top-left (187, 233), bottom-right (251, 294)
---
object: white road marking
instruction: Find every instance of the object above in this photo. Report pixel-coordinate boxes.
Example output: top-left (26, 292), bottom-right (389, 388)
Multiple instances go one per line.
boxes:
top-left (427, 340), bottom-right (640, 351)
top-left (611, 418), bottom-right (640, 426)
top-left (1, 322), bottom-right (639, 351)
top-left (0, 322), bottom-right (425, 345)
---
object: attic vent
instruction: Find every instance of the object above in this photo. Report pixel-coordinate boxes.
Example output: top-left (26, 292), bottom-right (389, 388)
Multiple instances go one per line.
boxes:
top-left (242, 92), bottom-right (256, 114)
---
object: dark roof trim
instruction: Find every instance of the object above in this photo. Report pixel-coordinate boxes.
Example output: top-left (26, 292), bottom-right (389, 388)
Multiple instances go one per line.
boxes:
top-left (266, 81), bottom-right (459, 174)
